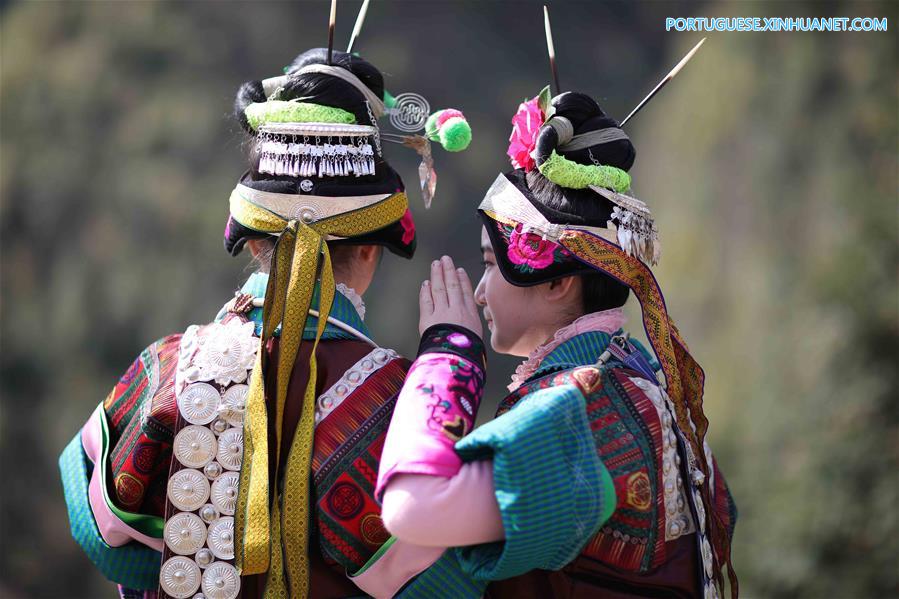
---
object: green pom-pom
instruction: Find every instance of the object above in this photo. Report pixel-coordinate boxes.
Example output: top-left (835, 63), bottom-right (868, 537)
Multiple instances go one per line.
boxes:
top-left (244, 101), bottom-right (356, 130)
top-left (424, 111), bottom-right (442, 138)
top-left (437, 117), bottom-right (472, 152)
top-left (383, 90), bottom-right (397, 110)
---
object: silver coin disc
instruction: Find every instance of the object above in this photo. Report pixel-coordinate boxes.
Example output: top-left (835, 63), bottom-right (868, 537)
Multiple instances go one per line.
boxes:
top-left (167, 468), bottom-right (211, 512)
top-left (159, 556), bottom-right (201, 599)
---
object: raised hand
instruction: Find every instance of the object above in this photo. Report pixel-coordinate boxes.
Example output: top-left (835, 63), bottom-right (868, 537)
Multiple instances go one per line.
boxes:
top-left (419, 255), bottom-right (482, 338)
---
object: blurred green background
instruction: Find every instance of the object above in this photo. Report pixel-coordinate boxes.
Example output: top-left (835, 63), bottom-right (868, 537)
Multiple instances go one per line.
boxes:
top-left (1, 1), bottom-right (896, 597)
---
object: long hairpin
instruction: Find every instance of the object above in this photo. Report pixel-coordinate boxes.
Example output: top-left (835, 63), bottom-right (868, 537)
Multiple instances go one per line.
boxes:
top-left (543, 5), bottom-right (561, 96)
top-left (327, 0), bottom-right (338, 64)
top-left (347, 0), bottom-right (370, 53)
top-left (620, 37), bottom-right (706, 126)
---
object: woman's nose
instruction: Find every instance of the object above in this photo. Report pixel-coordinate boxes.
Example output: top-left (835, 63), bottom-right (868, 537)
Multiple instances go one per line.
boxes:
top-left (474, 276), bottom-right (486, 306)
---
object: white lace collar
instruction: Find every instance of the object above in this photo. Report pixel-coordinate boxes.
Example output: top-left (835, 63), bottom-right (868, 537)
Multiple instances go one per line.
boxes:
top-left (336, 283), bottom-right (366, 321)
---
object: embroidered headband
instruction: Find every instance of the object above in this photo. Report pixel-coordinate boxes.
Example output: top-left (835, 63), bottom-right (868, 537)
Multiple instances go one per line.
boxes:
top-left (229, 183), bottom-right (391, 230)
top-left (478, 173), bottom-right (617, 245)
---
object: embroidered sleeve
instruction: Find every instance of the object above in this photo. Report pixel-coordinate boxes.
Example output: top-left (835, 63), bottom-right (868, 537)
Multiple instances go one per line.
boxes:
top-left (416, 324), bottom-right (487, 368)
top-left (59, 335), bottom-right (182, 590)
top-left (375, 324), bottom-right (486, 500)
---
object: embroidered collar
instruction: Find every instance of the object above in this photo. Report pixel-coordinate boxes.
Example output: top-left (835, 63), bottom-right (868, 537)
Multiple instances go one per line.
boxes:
top-left (216, 272), bottom-right (373, 342)
top-left (508, 309), bottom-right (626, 391)
top-left (336, 283), bottom-right (366, 320)
top-left (508, 310), bottom-right (660, 391)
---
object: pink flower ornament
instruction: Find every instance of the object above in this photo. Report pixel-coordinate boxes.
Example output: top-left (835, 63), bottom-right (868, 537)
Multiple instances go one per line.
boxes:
top-left (507, 96), bottom-right (545, 171)
top-left (399, 208), bottom-right (416, 245)
top-left (507, 225), bottom-right (560, 270)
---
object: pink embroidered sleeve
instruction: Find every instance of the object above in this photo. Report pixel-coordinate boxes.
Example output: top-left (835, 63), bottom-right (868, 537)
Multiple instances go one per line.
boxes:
top-left (375, 325), bottom-right (486, 499)
top-left (381, 459), bottom-right (504, 547)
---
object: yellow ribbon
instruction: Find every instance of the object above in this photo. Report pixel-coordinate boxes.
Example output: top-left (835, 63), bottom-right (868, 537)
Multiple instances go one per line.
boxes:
top-left (229, 187), bottom-right (408, 597)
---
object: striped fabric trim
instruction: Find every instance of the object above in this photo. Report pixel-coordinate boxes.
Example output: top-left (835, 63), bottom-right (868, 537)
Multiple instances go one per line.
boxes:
top-left (535, 329), bottom-right (659, 378)
top-left (396, 550), bottom-right (487, 599)
top-left (454, 384), bottom-right (616, 580)
top-left (312, 357), bottom-right (409, 477)
top-left (314, 348), bottom-right (399, 426)
top-left (311, 356), bottom-right (411, 571)
top-left (59, 434), bottom-right (161, 589)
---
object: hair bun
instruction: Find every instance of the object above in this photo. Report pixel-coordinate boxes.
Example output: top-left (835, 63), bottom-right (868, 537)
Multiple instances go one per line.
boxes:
top-left (234, 80), bottom-right (267, 134)
top-left (534, 91), bottom-right (635, 173)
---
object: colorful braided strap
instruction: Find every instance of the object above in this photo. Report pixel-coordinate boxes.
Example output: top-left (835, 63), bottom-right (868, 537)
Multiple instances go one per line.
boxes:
top-left (229, 187), bottom-right (407, 597)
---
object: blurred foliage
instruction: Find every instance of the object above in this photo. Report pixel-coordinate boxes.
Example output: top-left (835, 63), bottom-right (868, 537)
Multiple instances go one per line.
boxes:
top-left (1, 1), bottom-right (896, 598)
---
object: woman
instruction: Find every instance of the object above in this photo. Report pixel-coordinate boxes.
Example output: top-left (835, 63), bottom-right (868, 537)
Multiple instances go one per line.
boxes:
top-left (59, 47), bottom-right (469, 599)
top-left (367, 90), bottom-right (738, 598)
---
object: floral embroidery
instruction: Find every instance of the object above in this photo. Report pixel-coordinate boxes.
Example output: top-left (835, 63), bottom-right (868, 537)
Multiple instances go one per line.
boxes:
top-left (499, 221), bottom-right (570, 273)
top-left (507, 96), bottom-right (544, 171)
top-left (446, 332), bottom-right (471, 348)
top-left (399, 208), bottom-right (416, 245)
top-left (417, 357), bottom-right (484, 442)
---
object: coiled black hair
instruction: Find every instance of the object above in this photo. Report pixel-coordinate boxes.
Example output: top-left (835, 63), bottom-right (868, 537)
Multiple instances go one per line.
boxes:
top-left (234, 48), bottom-right (384, 135)
top-left (527, 91), bottom-right (636, 312)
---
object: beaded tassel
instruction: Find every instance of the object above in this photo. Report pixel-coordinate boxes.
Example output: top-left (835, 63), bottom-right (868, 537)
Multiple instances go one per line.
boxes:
top-left (257, 134), bottom-right (376, 179)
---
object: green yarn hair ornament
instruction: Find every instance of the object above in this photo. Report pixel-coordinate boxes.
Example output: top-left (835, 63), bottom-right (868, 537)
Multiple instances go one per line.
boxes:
top-left (537, 150), bottom-right (631, 192)
top-left (383, 90), bottom-right (397, 110)
top-left (425, 109), bottom-right (472, 152)
top-left (244, 101), bottom-right (356, 130)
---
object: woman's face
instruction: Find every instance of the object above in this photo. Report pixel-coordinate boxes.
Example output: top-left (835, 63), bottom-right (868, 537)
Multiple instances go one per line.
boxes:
top-left (474, 227), bottom-right (553, 357)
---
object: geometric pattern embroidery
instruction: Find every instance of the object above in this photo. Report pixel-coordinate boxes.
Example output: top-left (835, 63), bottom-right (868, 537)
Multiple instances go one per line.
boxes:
top-left (312, 356), bottom-right (410, 570)
top-left (494, 354), bottom-right (696, 573)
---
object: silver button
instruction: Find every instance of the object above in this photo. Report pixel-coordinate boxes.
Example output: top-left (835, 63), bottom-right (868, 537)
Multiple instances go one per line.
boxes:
top-left (207, 516), bottom-right (235, 560)
top-left (210, 471), bottom-right (239, 515)
top-left (299, 179), bottom-right (313, 192)
top-left (174, 426), bottom-right (216, 469)
top-left (167, 469), bottom-right (210, 512)
top-left (195, 548), bottom-right (214, 568)
top-left (199, 503), bottom-right (220, 524)
top-left (211, 418), bottom-right (229, 435)
top-left (160, 556), bottom-right (201, 599)
top-left (201, 562), bottom-right (240, 599)
top-left (179, 383), bottom-right (222, 425)
top-left (216, 428), bottom-right (244, 471)
top-left (203, 461), bottom-right (223, 480)
top-left (164, 512), bottom-right (207, 555)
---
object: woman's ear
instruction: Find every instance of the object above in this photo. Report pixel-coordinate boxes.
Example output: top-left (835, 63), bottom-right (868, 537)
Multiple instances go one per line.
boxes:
top-left (357, 244), bottom-right (382, 266)
top-left (544, 276), bottom-right (580, 304)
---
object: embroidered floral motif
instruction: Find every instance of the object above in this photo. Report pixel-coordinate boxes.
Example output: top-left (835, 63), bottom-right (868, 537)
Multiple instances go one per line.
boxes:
top-left (507, 96), bottom-right (544, 171)
top-left (399, 208), bottom-right (416, 245)
top-left (418, 358), bottom-right (484, 442)
top-left (498, 221), bottom-right (571, 274)
top-left (446, 332), bottom-right (471, 348)
top-left (418, 325), bottom-right (487, 372)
